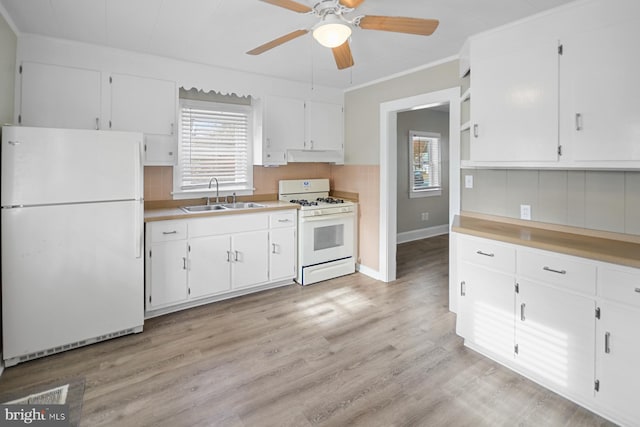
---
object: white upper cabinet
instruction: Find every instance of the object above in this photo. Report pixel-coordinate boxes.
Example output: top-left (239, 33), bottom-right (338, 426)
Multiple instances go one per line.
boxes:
top-left (470, 34), bottom-right (559, 163)
top-left (305, 101), bottom-right (343, 151)
top-left (20, 62), bottom-right (102, 130)
top-left (467, 0), bottom-right (640, 168)
top-left (260, 95), bottom-right (305, 165)
top-left (560, 16), bottom-right (640, 163)
top-left (109, 73), bottom-right (177, 165)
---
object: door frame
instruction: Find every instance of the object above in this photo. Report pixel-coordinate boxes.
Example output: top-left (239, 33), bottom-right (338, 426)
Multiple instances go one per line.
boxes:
top-left (378, 87), bottom-right (461, 282)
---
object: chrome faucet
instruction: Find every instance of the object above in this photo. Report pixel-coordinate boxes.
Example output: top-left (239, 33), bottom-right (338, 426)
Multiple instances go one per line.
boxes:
top-left (207, 177), bottom-right (219, 205)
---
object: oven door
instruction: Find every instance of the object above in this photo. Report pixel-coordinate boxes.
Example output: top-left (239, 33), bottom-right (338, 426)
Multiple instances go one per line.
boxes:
top-left (299, 212), bottom-right (354, 267)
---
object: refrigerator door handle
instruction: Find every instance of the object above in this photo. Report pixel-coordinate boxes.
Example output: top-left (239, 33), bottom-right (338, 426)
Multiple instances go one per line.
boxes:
top-left (135, 200), bottom-right (143, 259)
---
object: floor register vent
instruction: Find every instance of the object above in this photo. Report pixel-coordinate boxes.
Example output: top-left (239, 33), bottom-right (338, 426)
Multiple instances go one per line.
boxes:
top-left (9, 326), bottom-right (143, 367)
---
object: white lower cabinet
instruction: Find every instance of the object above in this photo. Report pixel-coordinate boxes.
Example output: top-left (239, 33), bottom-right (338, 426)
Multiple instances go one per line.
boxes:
top-left (145, 209), bottom-right (297, 315)
top-left (515, 279), bottom-right (595, 400)
top-left (455, 232), bottom-right (640, 425)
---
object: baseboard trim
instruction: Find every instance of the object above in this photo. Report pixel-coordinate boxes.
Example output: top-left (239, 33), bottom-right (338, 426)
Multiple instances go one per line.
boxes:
top-left (356, 264), bottom-right (383, 281)
top-left (397, 224), bottom-right (449, 244)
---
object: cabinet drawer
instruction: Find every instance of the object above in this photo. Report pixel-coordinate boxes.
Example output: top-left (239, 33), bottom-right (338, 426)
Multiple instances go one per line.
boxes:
top-left (270, 211), bottom-right (296, 228)
top-left (189, 213), bottom-right (269, 237)
top-left (517, 249), bottom-right (596, 295)
top-left (149, 220), bottom-right (187, 242)
top-left (458, 235), bottom-right (516, 273)
top-left (598, 265), bottom-right (640, 308)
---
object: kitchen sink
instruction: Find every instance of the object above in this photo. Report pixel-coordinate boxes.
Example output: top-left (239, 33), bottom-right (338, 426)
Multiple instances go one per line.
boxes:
top-left (180, 204), bottom-right (228, 213)
top-left (222, 202), bottom-right (266, 209)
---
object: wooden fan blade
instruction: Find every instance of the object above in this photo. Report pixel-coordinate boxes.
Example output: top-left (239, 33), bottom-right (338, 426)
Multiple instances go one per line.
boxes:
top-left (339, 0), bottom-right (365, 8)
top-left (359, 16), bottom-right (439, 36)
top-left (247, 29), bottom-right (309, 55)
top-left (260, 0), bottom-right (312, 13)
top-left (332, 40), bottom-right (355, 70)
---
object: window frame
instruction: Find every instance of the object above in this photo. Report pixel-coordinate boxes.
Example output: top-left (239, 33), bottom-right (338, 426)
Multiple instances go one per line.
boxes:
top-left (409, 130), bottom-right (442, 198)
top-left (173, 98), bottom-right (254, 199)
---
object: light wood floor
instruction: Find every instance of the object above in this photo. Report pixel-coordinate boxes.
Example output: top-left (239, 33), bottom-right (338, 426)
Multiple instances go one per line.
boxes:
top-left (0, 235), bottom-right (614, 426)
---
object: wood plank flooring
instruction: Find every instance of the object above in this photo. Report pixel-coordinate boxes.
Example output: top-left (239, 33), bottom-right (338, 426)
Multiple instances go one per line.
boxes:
top-left (0, 235), bottom-right (614, 426)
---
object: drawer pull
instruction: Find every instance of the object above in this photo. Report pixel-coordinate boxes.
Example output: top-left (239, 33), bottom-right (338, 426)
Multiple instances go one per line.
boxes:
top-left (182, 257), bottom-right (187, 270)
top-left (520, 303), bottom-right (526, 321)
top-left (226, 251), bottom-right (232, 262)
top-left (635, 288), bottom-right (640, 293)
top-left (543, 266), bottom-right (566, 275)
top-left (605, 332), bottom-right (611, 354)
top-left (460, 281), bottom-right (466, 297)
top-left (476, 250), bottom-right (495, 258)
top-left (278, 219), bottom-right (291, 223)
top-left (162, 230), bottom-right (178, 235)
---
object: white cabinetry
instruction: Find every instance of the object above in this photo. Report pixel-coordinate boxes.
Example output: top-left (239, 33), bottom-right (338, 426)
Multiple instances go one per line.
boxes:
top-left (454, 231), bottom-right (640, 425)
top-left (594, 265), bottom-right (640, 425)
top-left (145, 209), bottom-right (297, 316)
top-left (466, 0), bottom-right (640, 168)
top-left (109, 74), bottom-right (177, 165)
top-left (560, 17), bottom-right (640, 163)
top-left (305, 101), bottom-right (343, 151)
top-left (19, 62), bottom-right (102, 130)
top-left (146, 220), bottom-right (188, 309)
top-left (470, 35), bottom-right (559, 163)
top-left (255, 96), bottom-right (344, 166)
top-left (269, 211), bottom-right (297, 282)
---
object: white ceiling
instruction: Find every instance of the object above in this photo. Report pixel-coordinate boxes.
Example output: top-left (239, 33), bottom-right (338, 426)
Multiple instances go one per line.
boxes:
top-left (0, 0), bottom-right (577, 89)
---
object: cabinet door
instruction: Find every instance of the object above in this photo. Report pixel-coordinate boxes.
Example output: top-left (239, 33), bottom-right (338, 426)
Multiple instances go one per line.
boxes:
top-left (515, 279), bottom-right (595, 399)
top-left (188, 235), bottom-right (231, 299)
top-left (560, 17), bottom-right (640, 162)
top-left (470, 36), bottom-right (559, 162)
top-left (305, 101), bottom-right (343, 151)
top-left (110, 74), bottom-right (176, 135)
top-left (264, 95), bottom-right (305, 152)
top-left (20, 62), bottom-right (101, 130)
top-left (270, 227), bottom-right (296, 282)
top-left (457, 262), bottom-right (515, 361)
top-left (595, 302), bottom-right (640, 424)
top-left (231, 230), bottom-right (269, 289)
top-left (148, 241), bottom-right (188, 308)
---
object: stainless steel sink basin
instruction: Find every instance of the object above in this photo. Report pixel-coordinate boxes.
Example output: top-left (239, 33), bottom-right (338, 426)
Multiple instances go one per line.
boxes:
top-left (180, 204), bottom-right (228, 213)
top-left (222, 202), bottom-right (266, 209)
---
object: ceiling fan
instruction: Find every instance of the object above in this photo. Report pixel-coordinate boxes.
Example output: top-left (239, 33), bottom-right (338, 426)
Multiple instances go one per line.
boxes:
top-left (247, 0), bottom-right (439, 70)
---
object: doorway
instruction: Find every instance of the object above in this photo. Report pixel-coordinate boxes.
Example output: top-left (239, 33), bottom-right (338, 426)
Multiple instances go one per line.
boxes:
top-left (378, 87), bottom-right (461, 283)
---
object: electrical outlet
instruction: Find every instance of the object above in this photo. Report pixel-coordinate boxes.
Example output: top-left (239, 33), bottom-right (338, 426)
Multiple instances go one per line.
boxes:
top-left (465, 175), bottom-right (474, 189)
top-left (520, 204), bottom-right (532, 220)
top-left (421, 212), bottom-right (429, 221)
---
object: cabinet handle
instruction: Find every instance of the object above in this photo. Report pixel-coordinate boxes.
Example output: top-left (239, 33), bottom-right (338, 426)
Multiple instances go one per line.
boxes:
top-left (182, 257), bottom-right (187, 270)
top-left (604, 332), bottom-right (611, 354)
top-left (543, 266), bottom-right (566, 275)
top-left (575, 113), bottom-right (583, 131)
top-left (473, 124), bottom-right (479, 138)
top-left (476, 250), bottom-right (494, 258)
top-left (520, 303), bottom-right (526, 321)
top-left (266, 138), bottom-right (271, 148)
top-left (277, 219), bottom-right (291, 223)
top-left (170, 123), bottom-right (175, 135)
top-left (226, 250), bottom-right (231, 262)
top-left (310, 140), bottom-right (314, 150)
top-left (162, 230), bottom-right (178, 235)
top-left (635, 288), bottom-right (640, 293)
top-left (95, 117), bottom-right (100, 130)
top-left (272, 243), bottom-right (278, 254)
top-left (234, 250), bottom-right (239, 262)
top-left (460, 281), bottom-right (466, 297)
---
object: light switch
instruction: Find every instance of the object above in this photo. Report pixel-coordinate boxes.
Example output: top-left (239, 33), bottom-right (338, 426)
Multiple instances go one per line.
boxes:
top-left (464, 175), bottom-right (473, 189)
top-left (520, 204), bottom-right (532, 220)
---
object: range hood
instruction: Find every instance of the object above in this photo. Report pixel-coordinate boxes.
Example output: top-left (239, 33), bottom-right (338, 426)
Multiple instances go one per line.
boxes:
top-left (287, 149), bottom-right (344, 164)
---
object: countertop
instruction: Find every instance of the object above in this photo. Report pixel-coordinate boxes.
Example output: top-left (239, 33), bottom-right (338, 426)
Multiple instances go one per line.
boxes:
top-left (144, 201), bottom-right (299, 222)
top-left (452, 214), bottom-right (640, 269)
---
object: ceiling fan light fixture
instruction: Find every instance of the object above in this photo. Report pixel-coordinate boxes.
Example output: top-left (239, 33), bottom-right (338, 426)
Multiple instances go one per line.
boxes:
top-left (312, 15), bottom-right (352, 48)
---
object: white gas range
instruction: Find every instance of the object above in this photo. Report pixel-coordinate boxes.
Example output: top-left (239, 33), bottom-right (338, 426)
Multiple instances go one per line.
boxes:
top-left (279, 179), bottom-right (356, 285)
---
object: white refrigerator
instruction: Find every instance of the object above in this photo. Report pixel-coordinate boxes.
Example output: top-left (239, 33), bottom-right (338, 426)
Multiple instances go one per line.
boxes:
top-left (1, 126), bottom-right (145, 367)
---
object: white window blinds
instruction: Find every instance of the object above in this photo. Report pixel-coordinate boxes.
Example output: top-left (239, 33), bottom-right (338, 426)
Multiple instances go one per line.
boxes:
top-left (178, 100), bottom-right (252, 191)
top-left (409, 131), bottom-right (442, 195)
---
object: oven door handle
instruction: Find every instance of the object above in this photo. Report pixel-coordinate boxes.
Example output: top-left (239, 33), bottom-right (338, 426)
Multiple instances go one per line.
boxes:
top-left (299, 212), bottom-right (355, 222)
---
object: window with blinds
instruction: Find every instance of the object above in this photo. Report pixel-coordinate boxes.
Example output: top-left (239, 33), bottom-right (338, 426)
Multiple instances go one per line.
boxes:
top-left (178, 99), bottom-right (253, 192)
top-left (409, 130), bottom-right (442, 198)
